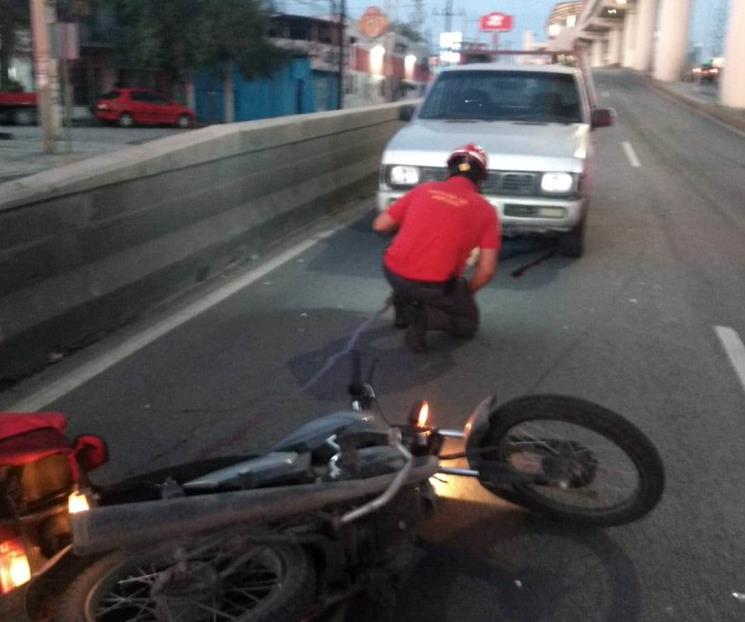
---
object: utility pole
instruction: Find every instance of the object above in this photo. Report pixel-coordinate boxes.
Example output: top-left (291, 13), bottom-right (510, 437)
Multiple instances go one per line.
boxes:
top-left (433, 1), bottom-right (464, 36)
top-left (337, 0), bottom-right (345, 109)
top-left (30, 0), bottom-right (61, 154)
top-left (412, 0), bottom-right (424, 31)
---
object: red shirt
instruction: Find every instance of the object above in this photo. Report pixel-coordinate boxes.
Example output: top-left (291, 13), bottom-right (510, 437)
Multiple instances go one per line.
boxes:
top-left (384, 176), bottom-right (501, 282)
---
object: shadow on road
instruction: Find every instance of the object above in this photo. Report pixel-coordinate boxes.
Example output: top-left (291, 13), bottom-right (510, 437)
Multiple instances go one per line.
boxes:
top-left (345, 476), bottom-right (642, 622)
top-left (287, 311), bottom-right (465, 401)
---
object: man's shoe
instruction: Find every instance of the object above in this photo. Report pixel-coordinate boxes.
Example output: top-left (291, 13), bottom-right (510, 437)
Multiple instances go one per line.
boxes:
top-left (404, 304), bottom-right (427, 353)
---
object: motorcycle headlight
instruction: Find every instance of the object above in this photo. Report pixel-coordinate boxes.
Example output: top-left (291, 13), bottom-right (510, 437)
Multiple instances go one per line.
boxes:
top-left (389, 165), bottom-right (420, 186)
top-left (541, 172), bottom-right (574, 194)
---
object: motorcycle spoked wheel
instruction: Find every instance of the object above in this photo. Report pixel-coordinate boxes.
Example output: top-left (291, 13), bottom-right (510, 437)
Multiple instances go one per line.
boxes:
top-left (473, 395), bottom-right (665, 527)
top-left (51, 533), bottom-right (315, 622)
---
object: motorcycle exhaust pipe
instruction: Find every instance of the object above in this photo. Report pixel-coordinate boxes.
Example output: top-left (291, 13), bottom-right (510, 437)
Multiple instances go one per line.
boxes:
top-left (71, 458), bottom-right (438, 555)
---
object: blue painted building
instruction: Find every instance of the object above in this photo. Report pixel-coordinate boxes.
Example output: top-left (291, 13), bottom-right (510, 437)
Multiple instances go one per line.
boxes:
top-left (193, 13), bottom-right (348, 124)
top-left (194, 56), bottom-right (339, 124)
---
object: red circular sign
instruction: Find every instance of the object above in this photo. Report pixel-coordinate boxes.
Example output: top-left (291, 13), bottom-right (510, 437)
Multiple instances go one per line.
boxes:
top-left (480, 12), bottom-right (514, 33)
top-left (358, 6), bottom-right (389, 39)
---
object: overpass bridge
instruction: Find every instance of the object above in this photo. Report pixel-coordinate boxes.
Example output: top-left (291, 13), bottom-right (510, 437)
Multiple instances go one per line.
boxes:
top-left (549, 0), bottom-right (745, 108)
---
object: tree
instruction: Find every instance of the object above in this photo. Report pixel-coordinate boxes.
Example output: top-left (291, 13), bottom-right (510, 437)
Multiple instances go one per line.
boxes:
top-left (201, 0), bottom-right (289, 80)
top-left (395, 22), bottom-right (424, 44)
top-left (104, 0), bottom-right (289, 84)
top-left (0, 0), bottom-right (29, 91)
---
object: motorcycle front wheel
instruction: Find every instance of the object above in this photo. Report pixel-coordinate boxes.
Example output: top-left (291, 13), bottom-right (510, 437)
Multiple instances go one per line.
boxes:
top-left (473, 395), bottom-right (665, 527)
top-left (51, 532), bottom-right (315, 622)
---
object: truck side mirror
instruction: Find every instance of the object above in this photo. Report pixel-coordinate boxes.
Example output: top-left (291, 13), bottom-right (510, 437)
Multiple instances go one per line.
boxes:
top-left (591, 107), bottom-right (615, 129)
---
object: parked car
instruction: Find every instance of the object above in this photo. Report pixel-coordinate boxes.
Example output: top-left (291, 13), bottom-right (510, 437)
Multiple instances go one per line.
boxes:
top-left (92, 88), bottom-right (196, 128)
top-left (377, 63), bottom-right (615, 257)
top-left (0, 91), bottom-right (38, 125)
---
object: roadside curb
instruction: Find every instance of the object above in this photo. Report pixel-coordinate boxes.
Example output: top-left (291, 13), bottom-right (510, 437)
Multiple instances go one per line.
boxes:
top-left (645, 77), bottom-right (745, 136)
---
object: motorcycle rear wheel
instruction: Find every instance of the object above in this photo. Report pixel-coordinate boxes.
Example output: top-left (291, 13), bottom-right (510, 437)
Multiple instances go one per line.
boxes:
top-left (51, 532), bottom-right (315, 622)
top-left (473, 395), bottom-right (665, 527)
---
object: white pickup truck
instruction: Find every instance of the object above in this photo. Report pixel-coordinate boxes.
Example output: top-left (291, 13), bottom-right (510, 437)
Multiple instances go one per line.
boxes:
top-left (377, 63), bottom-right (615, 257)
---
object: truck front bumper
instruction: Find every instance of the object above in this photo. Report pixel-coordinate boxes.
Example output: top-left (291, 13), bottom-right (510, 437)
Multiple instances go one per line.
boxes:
top-left (377, 190), bottom-right (587, 235)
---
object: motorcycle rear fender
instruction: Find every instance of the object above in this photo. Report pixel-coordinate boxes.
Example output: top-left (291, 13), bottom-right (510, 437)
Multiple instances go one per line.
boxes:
top-left (463, 395), bottom-right (498, 464)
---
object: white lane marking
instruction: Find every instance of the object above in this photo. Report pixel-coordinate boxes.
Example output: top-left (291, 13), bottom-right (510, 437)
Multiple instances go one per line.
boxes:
top-left (8, 227), bottom-right (344, 412)
top-left (622, 141), bottom-right (641, 168)
top-left (714, 326), bottom-right (745, 394)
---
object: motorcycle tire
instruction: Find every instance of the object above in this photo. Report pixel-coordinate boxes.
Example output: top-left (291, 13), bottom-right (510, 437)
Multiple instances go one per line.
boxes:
top-left (474, 394), bottom-right (665, 527)
top-left (51, 535), bottom-right (315, 622)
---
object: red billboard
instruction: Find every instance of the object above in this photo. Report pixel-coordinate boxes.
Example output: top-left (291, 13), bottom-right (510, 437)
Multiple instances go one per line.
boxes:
top-left (479, 12), bottom-right (514, 33)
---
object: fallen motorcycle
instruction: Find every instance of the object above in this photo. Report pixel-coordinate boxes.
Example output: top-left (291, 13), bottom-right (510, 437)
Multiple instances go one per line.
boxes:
top-left (15, 352), bottom-right (664, 621)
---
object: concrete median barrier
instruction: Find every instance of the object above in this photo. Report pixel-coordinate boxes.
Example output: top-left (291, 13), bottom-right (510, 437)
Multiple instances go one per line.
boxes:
top-left (0, 103), bottom-right (408, 383)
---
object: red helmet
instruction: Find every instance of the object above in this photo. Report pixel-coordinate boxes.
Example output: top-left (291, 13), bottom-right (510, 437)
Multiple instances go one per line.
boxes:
top-left (446, 143), bottom-right (489, 180)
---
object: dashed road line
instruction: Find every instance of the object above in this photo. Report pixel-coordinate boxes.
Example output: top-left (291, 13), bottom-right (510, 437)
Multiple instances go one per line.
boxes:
top-left (622, 141), bottom-right (642, 168)
top-left (714, 326), bottom-right (745, 394)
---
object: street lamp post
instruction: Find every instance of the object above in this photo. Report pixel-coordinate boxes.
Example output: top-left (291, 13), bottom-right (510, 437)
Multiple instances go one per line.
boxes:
top-left (337, 0), bottom-right (345, 110)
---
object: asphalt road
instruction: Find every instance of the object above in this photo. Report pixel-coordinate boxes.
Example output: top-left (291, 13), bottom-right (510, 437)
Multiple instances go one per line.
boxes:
top-left (3, 69), bottom-right (745, 621)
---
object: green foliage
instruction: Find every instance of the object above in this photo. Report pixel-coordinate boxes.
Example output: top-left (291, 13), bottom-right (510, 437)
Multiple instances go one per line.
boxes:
top-left (106, 0), bottom-right (289, 81)
top-left (395, 23), bottom-right (424, 44)
top-left (201, 0), bottom-right (290, 80)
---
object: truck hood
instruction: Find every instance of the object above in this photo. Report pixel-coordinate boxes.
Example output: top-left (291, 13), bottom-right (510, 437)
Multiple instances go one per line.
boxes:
top-left (382, 120), bottom-right (590, 173)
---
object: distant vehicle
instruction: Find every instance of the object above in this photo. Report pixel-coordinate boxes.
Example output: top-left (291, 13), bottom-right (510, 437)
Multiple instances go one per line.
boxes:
top-left (0, 92), bottom-right (38, 125)
top-left (378, 62), bottom-right (615, 258)
top-left (684, 62), bottom-right (721, 84)
top-left (92, 88), bottom-right (196, 128)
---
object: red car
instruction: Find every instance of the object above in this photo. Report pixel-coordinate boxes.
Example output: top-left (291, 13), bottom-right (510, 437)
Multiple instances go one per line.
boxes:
top-left (93, 88), bottom-right (196, 128)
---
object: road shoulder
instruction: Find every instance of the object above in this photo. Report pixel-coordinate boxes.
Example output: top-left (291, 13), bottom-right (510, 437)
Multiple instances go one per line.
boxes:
top-left (645, 76), bottom-right (745, 136)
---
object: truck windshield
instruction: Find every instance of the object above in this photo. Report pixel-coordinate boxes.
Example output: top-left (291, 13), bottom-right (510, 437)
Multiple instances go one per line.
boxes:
top-left (419, 70), bottom-right (583, 124)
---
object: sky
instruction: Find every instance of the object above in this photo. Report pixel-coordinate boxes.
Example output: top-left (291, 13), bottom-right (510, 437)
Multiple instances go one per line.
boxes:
top-left (278, 0), bottom-right (723, 57)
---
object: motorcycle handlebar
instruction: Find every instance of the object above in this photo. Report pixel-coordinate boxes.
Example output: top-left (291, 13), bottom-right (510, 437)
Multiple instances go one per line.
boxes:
top-left (339, 438), bottom-right (413, 525)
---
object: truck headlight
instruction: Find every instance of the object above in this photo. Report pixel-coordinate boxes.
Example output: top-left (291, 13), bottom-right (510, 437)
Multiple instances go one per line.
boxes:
top-left (389, 165), bottom-right (420, 186)
top-left (541, 172), bottom-right (574, 193)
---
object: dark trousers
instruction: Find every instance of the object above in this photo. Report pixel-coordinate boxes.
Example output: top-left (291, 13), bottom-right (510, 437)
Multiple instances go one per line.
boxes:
top-left (384, 266), bottom-right (479, 338)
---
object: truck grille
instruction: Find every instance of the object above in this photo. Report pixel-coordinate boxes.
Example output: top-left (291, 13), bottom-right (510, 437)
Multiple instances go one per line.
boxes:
top-left (492, 173), bottom-right (538, 196)
top-left (418, 168), bottom-right (540, 197)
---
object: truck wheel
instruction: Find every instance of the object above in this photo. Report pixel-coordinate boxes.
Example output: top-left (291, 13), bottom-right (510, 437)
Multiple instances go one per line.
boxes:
top-left (557, 218), bottom-right (585, 258)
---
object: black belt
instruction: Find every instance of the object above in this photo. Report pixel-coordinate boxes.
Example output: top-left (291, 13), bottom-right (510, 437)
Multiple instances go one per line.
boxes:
top-left (386, 267), bottom-right (458, 293)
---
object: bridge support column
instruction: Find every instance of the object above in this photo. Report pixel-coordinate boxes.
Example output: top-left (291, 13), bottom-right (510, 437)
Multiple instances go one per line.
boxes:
top-left (609, 27), bottom-right (623, 66)
top-left (591, 38), bottom-right (604, 67)
top-left (623, 9), bottom-right (637, 68)
top-left (653, 0), bottom-right (693, 82)
top-left (633, 0), bottom-right (658, 72)
top-left (721, 0), bottom-right (745, 108)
